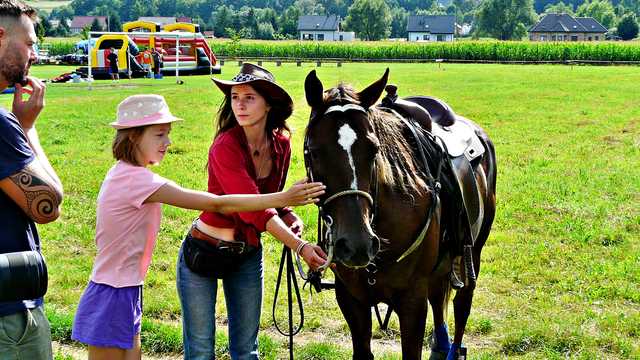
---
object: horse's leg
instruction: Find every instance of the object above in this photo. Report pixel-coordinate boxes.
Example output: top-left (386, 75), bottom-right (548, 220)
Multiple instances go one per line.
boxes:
top-left (427, 276), bottom-right (452, 360)
top-left (395, 289), bottom-right (430, 360)
top-left (449, 220), bottom-right (491, 359)
top-left (335, 279), bottom-right (374, 360)
top-left (446, 148), bottom-right (497, 359)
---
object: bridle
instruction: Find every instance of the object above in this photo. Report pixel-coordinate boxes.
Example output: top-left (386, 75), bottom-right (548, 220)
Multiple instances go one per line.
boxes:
top-left (299, 102), bottom-right (446, 277)
top-left (302, 103), bottom-right (376, 273)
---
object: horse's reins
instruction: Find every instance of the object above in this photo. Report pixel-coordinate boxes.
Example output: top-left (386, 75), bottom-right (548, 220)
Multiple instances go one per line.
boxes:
top-left (272, 102), bottom-right (447, 356)
top-left (302, 103), bottom-right (377, 275)
top-left (272, 103), bottom-right (375, 360)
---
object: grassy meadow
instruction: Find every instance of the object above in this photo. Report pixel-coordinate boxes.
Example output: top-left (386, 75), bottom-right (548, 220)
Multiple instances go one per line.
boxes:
top-left (3, 62), bottom-right (638, 359)
top-left (24, 0), bottom-right (72, 11)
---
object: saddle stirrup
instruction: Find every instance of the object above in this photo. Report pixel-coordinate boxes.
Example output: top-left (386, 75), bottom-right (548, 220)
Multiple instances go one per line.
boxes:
top-left (450, 256), bottom-right (464, 290)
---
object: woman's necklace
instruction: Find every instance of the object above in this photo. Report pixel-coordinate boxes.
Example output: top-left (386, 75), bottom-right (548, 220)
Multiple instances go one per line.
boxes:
top-left (251, 136), bottom-right (271, 179)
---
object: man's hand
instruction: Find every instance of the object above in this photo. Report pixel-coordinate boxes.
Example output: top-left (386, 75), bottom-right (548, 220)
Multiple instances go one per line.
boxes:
top-left (12, 76), bottom-right (46, 130)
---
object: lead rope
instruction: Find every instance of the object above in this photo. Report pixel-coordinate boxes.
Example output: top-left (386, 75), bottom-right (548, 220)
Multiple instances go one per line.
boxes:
top-left (272, 245), bottom-right (304, 360)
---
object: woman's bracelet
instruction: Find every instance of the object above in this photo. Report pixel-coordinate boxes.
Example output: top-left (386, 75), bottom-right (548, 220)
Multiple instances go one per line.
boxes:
top-left (295, 240), bottom-right (309, 256)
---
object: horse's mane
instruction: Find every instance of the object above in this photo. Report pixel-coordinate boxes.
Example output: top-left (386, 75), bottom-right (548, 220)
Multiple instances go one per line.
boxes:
top-left (323, 84), bottom-right (428, 195)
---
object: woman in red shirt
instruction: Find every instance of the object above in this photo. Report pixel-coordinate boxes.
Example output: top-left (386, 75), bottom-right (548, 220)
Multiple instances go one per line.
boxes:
top-left (176, 63), bottom-right (327, 359)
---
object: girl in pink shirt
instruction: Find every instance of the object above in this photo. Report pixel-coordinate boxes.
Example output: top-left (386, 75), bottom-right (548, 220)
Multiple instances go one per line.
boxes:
top-left (71, 94), bottom-right (324, 360)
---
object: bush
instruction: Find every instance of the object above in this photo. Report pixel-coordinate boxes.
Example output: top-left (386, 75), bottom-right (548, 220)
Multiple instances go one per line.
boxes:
top-left (617, 13), bottom-right (639, 41)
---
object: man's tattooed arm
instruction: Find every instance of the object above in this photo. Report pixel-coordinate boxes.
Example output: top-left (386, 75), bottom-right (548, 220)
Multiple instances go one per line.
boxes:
top-left (0, 160), bottom-right (63, 224)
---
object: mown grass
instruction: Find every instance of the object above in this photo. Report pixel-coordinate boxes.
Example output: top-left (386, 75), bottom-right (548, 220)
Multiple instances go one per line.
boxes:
top-left (3, 63), bottom-right (638, 359)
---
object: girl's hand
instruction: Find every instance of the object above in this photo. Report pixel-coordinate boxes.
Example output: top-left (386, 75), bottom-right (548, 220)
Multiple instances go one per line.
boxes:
top-left (282, 178), bottom-right (325, 207)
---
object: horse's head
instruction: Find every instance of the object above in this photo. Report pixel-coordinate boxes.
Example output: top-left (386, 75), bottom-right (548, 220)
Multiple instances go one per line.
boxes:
top-left (303, 69), bottom-right (390, 268)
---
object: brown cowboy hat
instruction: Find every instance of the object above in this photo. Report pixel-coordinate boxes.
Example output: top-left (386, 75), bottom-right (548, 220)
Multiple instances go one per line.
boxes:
top-left (211, 63), bottom-right (293, 118)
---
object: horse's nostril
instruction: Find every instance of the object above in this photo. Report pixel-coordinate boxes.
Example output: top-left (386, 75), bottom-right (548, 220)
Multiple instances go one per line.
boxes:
top-left (370, 235), bottom-right (380, 257)
top-left (335, 237), bottom-right (349, 254)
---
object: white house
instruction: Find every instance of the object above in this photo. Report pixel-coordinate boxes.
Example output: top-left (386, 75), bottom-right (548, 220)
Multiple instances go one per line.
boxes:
top-left (297, 15), bottom-right (354, 41)
top-left (407, 15), bottom-right (456, 42)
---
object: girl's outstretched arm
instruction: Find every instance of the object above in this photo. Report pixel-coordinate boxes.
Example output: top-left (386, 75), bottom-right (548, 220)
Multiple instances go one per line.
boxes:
top-left (144, 178), bottom-right (325, 214)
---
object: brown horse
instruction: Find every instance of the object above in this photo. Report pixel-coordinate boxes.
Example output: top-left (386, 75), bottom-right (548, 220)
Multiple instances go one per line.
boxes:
top-left (303, 69), bottom-right (497, 360)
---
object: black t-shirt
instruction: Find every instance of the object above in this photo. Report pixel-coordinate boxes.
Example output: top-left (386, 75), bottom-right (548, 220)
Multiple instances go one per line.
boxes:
top-left (0, 108), bottom-right (43, 316)
top-left (107, 52), bottom-right (118, 69)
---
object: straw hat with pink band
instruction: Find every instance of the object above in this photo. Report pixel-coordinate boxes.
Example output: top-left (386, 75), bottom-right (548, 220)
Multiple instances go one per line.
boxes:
top-left (110, 94), bottom-right (182, 129)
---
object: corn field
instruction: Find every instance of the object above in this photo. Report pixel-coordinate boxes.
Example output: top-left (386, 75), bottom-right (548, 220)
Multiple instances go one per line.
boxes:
top-left (208, 40), bottom-right (640, 62)
top-left (43, 38), bottom-right (640, 62)
top-left (47, 41), bottom-right (76, 56)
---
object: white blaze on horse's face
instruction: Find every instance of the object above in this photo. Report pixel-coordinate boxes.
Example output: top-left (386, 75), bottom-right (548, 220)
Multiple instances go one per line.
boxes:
top-left (337, 123), bottom-right (358, 189)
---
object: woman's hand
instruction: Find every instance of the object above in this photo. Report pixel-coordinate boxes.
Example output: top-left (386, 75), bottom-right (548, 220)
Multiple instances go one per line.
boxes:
top-left (299, 243), bottom-right (328, 271)
top-left (282, 212), bottom-right (303, 237)
top-left (282, 178), bottom-right (325, 207)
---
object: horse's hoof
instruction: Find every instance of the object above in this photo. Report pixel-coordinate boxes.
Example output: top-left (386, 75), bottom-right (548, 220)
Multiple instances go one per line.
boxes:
top-left (429, 350), bottom-right (448, 360)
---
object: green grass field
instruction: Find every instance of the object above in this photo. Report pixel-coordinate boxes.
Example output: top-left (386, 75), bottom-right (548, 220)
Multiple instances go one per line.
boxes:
top-left (3, 63), bottom-right (638, 359)
top-left (24, 0), bottom-right (71, 11)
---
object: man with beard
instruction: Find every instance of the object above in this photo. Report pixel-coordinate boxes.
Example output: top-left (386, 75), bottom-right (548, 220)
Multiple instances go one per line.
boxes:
top-left (0, 1), bottom-right (63, 358)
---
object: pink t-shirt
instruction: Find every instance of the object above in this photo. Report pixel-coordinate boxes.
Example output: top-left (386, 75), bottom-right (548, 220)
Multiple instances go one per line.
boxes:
top-left (90, 161), bottom-right (169, 287)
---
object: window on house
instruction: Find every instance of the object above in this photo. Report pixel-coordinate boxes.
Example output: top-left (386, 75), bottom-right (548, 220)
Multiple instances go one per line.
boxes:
top-left (551, 35), bottom-right (556, 41)
top-left (541, 35), bottom-right (546, 41)
top-left (423, 34), bottom-right (430, 41)
top-left (437, 34), bottom-right (444, 41)
top-left (339, 35), bottom-right (343, 41)
top-left (416, 36), bottom-right (419, 41)
top-left (595, 36), bottom-right (599, 40)
top-left (571, 35), bottom-right (578, 41)
top-left (317, 34), bottom-right (324, 41)
top-left (588, 36), bottom-right (592, 40)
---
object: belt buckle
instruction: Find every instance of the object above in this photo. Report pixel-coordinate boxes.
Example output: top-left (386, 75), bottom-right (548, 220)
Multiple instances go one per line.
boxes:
top-left (218, 241), bottom-right (245, 255)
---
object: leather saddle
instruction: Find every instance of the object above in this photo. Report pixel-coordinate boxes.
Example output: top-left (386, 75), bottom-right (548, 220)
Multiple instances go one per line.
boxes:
top-left (379, 85), bottom-right (485, 246)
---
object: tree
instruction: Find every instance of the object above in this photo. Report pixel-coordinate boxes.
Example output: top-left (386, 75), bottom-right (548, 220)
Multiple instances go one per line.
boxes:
top-left (50, 4), bottom-right (74, 21)
top-left (344, 0), bottom-right (392, 40)
top-left (576, 0), bottom-right (616, 29)
top-left (39, 15), bottom-right (55, 37)
top-left (320, 0), bottom-right (350, 17)
top-left (278, 6), bottom-right (301, 37)
top-left (256, 22), bottom-right (275, 39)
top-left (475, 0), bottom-right (537, 40)
top-left (258, 7), bottom-right (278, 29)
top-left (244, 8), bottom-right (259, 35)
top-left (55, 17), bottom-right (71, 37)
top-left (294, 0), bottom-right (325, 15)
top-left (109, 12), bottom-right (123, 32)
top-left (620, 0), bottom-right (640, 17)
top-left (213, 5), bottom-right (234, 38)
top-left (90, 18), bottom-right (103, 32)
top-left (36, 19), bottom-right (45, 43)
top-left (543, 1), bottom-right (575, 15)
top-left (617, 12), bottom-right (639, 39)
top-left (80, 24), bottom-right (91, 40)
top-left (390, 7), bottom-right (408, 38)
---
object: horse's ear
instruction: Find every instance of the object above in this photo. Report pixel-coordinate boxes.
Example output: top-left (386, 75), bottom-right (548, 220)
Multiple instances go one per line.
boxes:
top-left (357, 68), bottom-right (389, 109)
top-left (305, 70), bottom-right (324, 109)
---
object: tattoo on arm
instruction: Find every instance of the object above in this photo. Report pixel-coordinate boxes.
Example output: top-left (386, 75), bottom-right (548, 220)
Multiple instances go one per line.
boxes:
top-left (8, 163), bottom-right (62, 221)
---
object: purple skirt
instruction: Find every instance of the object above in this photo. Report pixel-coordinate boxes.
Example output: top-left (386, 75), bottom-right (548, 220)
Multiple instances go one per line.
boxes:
top-left (72, 281), bottom-right (142, 349)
